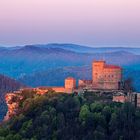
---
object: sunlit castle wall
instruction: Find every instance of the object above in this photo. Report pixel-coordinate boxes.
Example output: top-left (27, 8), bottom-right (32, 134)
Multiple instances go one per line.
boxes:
top-left (65, 77), bottom-right (76, 93)
top-left (92, 60), bottom-right (122, 90)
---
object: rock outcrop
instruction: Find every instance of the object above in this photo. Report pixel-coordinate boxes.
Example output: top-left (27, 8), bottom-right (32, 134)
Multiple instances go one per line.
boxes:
top-left (0, 74), bottom-right (25, 121)
top-left (4, 93), bottom-right (23, 121)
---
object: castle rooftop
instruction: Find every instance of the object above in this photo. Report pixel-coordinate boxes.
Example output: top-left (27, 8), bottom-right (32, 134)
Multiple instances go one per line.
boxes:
top-left (104, 65), bottom-right (122, 69)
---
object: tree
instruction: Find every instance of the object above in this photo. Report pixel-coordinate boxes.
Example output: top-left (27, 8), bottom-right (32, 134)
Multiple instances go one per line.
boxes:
top-left (79, 104), bottom-right (90, 122)
top-left (93, 130), bottom-right (105, 140)
top-left (90, 102), bottom-right (103, 113)
top-left (13, 134), bottom-right (22, 140)
top-left (0, 128), bottom-right (9, 137)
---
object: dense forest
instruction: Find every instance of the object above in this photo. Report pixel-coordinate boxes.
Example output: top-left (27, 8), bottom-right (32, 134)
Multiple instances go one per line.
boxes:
top-left (0, 90), bottom-right (140, 140)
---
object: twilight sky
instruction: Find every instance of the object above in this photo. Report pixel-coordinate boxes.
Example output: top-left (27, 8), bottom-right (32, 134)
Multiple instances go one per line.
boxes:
top-left (0, 0), bottom-right (140, 46)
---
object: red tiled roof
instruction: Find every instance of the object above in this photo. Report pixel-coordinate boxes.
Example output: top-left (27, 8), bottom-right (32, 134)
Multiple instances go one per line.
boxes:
top-left (104, 65), bottom-right (122, 69)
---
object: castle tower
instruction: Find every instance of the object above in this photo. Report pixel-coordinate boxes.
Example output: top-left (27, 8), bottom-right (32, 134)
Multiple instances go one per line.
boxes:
top-left (92, 60), bottom-right (105, 88)
top-left (65, 77), bottom-right (76, 93)
top-left (92, 60), bottom-right (122, 90)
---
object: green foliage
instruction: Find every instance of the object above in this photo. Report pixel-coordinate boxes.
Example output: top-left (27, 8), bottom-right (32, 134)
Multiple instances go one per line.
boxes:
top-left (79, 104), bottom-right (90, 122)
top-left (90, 102), bottom-right (103, 112)
top-left (0, 128), bottom-right (9, 137)
top-left (1, 91), bottom-right (140, 140)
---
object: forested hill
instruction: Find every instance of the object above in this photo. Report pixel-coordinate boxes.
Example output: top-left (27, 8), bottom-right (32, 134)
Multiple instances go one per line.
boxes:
top-left (0, 74), bottom-right (25, 121)
top-left (0, 91), bottom-right (140, 140)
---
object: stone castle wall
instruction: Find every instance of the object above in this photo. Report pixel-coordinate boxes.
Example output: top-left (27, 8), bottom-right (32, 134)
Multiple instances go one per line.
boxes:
top-left (92, 61), bottom-right (122, 90)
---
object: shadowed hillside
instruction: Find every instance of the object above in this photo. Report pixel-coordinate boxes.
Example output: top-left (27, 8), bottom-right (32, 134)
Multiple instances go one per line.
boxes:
top-left (0, 74), bottom-right (25, 121)
top-left (18, 66), bottom-right (92, 87)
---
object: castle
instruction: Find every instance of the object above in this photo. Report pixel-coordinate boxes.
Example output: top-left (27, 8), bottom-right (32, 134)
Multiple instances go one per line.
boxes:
top-left (92, 60), bottom-right (122, 90)
top-left (4, 60), bottom-right (122, 120)
top-left (5, 60), bottom-right (122, 96)
top-left (29, 60), bottom-right (122, 94)
top-left (5, 60), bottom-right (140, 121)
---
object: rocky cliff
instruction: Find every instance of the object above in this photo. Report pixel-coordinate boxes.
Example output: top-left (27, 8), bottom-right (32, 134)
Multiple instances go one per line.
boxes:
top-left (4, 92), bottom-right (23, 121)
top-left (4, 88), bottom-right (128, 121)
top-left (0, 74), bottom-right (25, 121)
top-left (4, 88), bottom-right (47, 121)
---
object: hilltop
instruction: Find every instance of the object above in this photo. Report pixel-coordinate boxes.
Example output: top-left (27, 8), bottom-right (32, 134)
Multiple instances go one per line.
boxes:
top-left (0, 90), bottom-right (140, 140)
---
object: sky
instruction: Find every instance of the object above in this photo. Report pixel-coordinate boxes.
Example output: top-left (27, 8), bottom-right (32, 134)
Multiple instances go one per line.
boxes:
top-left (0, 0), bottom-right (140, 47)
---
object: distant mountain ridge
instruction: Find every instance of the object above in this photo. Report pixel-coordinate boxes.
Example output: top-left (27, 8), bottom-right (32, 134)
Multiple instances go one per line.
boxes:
top-left (1, 43), bottom-right (140, 54)
top-left (19, 44), bottom-right (140, 54)
top-left (38, 43), bottom-right (140, 54)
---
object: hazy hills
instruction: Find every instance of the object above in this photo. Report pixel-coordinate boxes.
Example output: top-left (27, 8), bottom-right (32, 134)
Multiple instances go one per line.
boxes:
top-left (0, 44), bottom-right (140, 78)
top-left (18, 66), bottom-right (92, 87)
top-left (0, 43), bottom-right (140, 91)
top-left (37, 43), bottom-right (140, 54)
top-left (2, 43), bottom-right (140, 54)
